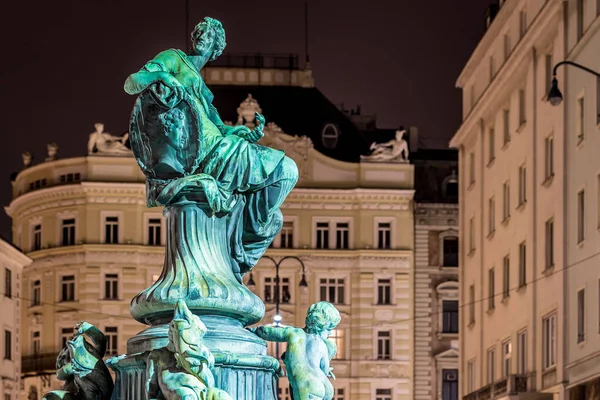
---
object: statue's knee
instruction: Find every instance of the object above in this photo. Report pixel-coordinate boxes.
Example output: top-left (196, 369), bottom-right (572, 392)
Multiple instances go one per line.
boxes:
top-left (282, 157), bottom-right (299, 182)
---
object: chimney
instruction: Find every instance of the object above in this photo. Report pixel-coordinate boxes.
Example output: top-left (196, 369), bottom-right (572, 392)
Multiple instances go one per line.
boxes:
top-left (409, 126), bottom-right (419, 152)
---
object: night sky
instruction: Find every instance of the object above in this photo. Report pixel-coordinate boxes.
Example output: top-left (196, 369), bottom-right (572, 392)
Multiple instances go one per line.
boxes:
top-left (0, 0), bottom-right (484, 238)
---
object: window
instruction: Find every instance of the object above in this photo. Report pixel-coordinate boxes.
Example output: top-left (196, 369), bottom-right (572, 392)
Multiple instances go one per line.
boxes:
top-left (469, 217), bottom-right (475, 253)
top-left (377, 331), bottom-right (391, 360)
top-left (104, 216), bottom-right (119, 244)
top-left (518, 242), bottom-right (526, 288)
top-left (469, 153), bottom-right (475, 185)
top-left (377, 279), bottom-right (391, 305)
top-left (31, 280), bottom-right (41, 306)
top-left (60, 327), bottom-right (72, 349)
top-left (488, 197), bottom-right (496, 234)
top-left (442, 369), bottom-right (459, 400)
top-left (442, 300), bottom-right (459, 333)
top-left (577, 288), bottom-right (585, 343)
top-left (264, 277), bottom-right (290, 304)
top-left (488, 128), bottom-right (495, 163)
top-left (598, 175), bottom-right (600, 229)
top-left (59, 173), bottom-right (81, 183)
top-left (32, 224), bottom-right (42, 251)
top-left (517, 330), bottom-right (527, 374)
top-left (577, 96), bottom-right (585, 141)
top-left (542, 313), bottom-right (557, 369)
top-left (502, 340), bottom-right (512, 378)
top-left (470, 85), bottom-right (476, 108)
top-left (503, 109), bottom-right (510, 145)
top-left (105, 326), bottom-right (118, 356)
top-left (489, 56), bottom-right (496, 80)
top-left (502, 181), bottom-right (510, 220)
top-left (328, 329), bottom-right (345, 359)
top-left (320, 278), bottom-right (344, 304)
top-left (335, 222), bottom-right (349, 249)
top-left (469, 285), bottom-right (475, 324)
top-left (61, 218), bottom-right (76, 246)
top-left (280, 221), bottom-right (294, 249)
top-left (519, 10), bottom-right (527, 37)
top-left (545, 54), bottom-right (554, 94)
top-left (487, 347), bottom-right (496, 384)
top-left (518, 89), bottom-right (526, 125)
top-left (334, 388), bottom-right (344, 400)
top-left (467, 359), bottom-right (476, 393)
top-left (578, 190), bottom-right (585, 243)
top-left (488, 268), bottom-right (495, 310)
top-left (545, 219), bottom-right (554, 268)
top-left (597, 77), bottom-right (600, 124)
top-left (316, 222), bottom-right (329, 249)
top-left (442, 237), bottom-right (458, 267)
top-left (278, 384), bottom-right (290, 400)
top-left (577, 0), bottom-right (584, 40)
top-left (544, 135), bottom-right (554, 180)
top-left (4, 330), bottom-right (11, 360)
top-left (503, 256), bottom-right (510, 299)
top-left (321, 124), bottom-right (339, 149)
top-left (504, 34), bottom-right (511, 59)
top-left (518, 165), bottom-right (526, 205)
top-left (147, 218), bottom-right (162, 246)
top-left (377, 222), bottom-right (391, 249)
top-left (60, 275), bottom-right (75, 302)
top-left (32, 331), bottom-right (41, 355)
top-left (375, 389), bottom-right (392, 400)
top-left (104, 274), bottom-right (119, 300)
top-left (4, 268), bottom-right (11, 299)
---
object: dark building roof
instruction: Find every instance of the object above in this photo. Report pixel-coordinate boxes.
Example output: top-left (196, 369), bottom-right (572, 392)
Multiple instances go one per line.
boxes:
top-left (411, 148), bottom-right (458, 204)
top-left (210, 85), bottom-right (372, 163)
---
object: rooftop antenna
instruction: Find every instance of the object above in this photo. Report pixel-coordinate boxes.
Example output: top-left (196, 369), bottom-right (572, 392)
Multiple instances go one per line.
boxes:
top-left (304, 0), bottom-right (310, 65)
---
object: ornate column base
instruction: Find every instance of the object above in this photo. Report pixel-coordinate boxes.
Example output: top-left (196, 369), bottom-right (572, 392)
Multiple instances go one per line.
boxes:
top-left (109, 315), bottom-right (280, 400)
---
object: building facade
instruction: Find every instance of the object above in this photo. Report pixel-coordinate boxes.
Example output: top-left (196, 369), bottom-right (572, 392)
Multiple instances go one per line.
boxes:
top-left (411, 150), bottom-right (459, 400)
top-left (9, 59), bottom-right (417, 400)
top-left (0, 239), bottom-right (31, 400)
top-left (451, 0), bottom-right (567, 399)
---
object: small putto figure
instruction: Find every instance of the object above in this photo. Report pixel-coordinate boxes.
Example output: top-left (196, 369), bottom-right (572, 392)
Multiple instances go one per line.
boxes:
top-left (250, 302), bottom-right (341, 400)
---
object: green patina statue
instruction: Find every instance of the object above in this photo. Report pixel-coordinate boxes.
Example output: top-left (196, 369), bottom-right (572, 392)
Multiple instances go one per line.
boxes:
top-left (42, 322), bottom-right (114, 400)
top-left (146, 300), bottom-right (232, 400)
top-left (250, 302), bottom-right (341, 400)
top-left (124, 16), bottom-right (297, 281)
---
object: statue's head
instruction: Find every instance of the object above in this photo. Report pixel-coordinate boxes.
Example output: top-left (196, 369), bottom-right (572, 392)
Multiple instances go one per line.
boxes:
top-left (159, 108), bottom-right (187, 151)
top-left (191, 17), bottom-right (226, 61)
top-left (95, 123), bottom-right (104, 133)
top-left (395, 129), bottom-right (406, 140)
top-left (305, 301), bottom-right (341, 337)
top-left (168, 300), bottom-right (211, 376)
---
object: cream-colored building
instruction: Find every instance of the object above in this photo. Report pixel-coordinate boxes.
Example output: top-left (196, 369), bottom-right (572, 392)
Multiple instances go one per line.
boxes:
top-left (451, 0), bottom-right (568, 399)
top-left (0, 239), bottom-right (31, 400)
top-left (10, 60), bottom-right (416, 400)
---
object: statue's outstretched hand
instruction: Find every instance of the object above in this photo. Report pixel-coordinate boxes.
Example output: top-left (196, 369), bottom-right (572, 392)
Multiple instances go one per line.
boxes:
top-left (228, 113), bottom-right (265, 143)
top-left (158, 74), bottom-right (186, 99)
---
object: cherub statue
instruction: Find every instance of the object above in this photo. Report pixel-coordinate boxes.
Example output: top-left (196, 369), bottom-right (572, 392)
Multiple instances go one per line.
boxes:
top-left (360, 129), bottom-right (409, 162)
top-left (249, 301), bottom-right (341, 400)
top-left (46, 143), bottom-right (58, 162)
top-left (42, 322), bottom-right (114, 400)
top-left (87, 123), bottom-right (130, 155)
top-left (22, 152), bottom-right (32, 168)
top-left (146, 300), bottom-right (232, 400)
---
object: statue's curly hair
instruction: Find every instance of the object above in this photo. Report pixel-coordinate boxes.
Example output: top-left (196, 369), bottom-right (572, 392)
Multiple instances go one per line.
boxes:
top-left (191, 17), bottom-right (226, 61)
top-left (305, 302), bottom-right (341, 333)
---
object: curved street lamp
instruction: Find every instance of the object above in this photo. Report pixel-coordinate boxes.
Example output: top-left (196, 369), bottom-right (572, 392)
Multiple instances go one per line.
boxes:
top-left (547, 61), bottom-right (600, 106)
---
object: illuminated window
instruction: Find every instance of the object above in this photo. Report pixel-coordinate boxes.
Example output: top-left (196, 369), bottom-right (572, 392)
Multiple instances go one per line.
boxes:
top-left (328, 329), bottom-right (345, 359)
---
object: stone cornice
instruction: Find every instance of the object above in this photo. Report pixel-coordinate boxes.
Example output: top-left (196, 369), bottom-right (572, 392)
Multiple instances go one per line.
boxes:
top-left (283, 188), bottom-right (414, 211)
top-left (451, 0), bottom-right (561, 148)
top-left (262, 250), bottom-right (412, 270)
top-left (6, 183), bottom-right (146, 218)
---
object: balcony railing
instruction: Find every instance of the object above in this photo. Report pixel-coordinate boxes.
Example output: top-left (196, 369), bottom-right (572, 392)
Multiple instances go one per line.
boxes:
top-left (464, 375), bottom-right (528, 400)
top-left (22, 353), bottom-right (58, 374)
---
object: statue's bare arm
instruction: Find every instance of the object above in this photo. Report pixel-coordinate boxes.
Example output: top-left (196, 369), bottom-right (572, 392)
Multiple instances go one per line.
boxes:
top-left (146, 353), bottom-right (160, 400)
top-left (249, 325), bottom-right (296, 342)
top-left (124, 70), bottom-right (184, 98)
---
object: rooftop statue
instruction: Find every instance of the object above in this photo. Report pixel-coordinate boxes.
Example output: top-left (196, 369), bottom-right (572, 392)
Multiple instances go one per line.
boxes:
top-left (249, 302), bottom-right (341, 400)
top-left (88, 123), bottom-right (131, 155)
top-left (42, 322), bottom-right (114, 400)
top-left (146, 300), bottom-right (232, 400)
top-left (360, 129), bottom-right (409, 163)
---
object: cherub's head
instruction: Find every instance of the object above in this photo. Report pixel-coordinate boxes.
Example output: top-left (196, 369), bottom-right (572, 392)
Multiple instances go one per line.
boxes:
top-left (305, 301), bottom-right (341, 337)
top-left (395, 129), bottom-right (406, 140)
top-left (191, 17), bottom-right (226, 61)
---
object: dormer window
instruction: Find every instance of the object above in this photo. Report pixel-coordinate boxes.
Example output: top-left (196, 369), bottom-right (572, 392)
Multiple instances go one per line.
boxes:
top-left (443, 170), bottom-right (459, 201)
top-left (321, 124), bottom-right (339, 149)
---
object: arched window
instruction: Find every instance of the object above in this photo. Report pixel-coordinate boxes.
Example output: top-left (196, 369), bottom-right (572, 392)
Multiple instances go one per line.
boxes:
top-left (443, 170), bottom-right (459, 202)
top-left (321, 124), bottom-right (339, 149)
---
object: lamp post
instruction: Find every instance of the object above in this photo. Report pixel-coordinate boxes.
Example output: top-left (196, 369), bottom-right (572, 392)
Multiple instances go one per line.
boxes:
top-left (547, 61), bottom-right (600, 106)
top-left (246, 256), bottom-right (308, 360)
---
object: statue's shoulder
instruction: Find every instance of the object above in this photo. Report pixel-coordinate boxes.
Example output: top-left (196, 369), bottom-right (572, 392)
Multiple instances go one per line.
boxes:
top-left (151, 48), bottom-right (185, 65)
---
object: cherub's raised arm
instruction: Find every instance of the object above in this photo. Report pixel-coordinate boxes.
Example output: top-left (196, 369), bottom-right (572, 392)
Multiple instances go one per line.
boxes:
top-left (249, 325), bottom-right (295, 342)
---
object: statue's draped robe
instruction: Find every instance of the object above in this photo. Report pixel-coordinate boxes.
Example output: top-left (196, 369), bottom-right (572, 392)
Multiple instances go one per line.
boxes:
top-left (138, 49), bottom-right (298, 278)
